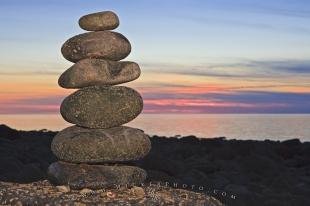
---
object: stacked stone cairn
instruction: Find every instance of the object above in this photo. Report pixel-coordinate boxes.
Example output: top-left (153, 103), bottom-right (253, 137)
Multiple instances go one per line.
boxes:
top-left (47, 11), bottom-right (151, 190)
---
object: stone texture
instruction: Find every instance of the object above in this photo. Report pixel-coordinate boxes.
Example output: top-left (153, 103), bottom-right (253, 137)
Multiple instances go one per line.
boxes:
top-left (47, 161), bottom-right (147, 189)
top-left (79, 11), bottom-right (119, 31)
top-left (60, 86), bottom-right (143, 128)
top-left (58, 59), bottom-right (141, 88)
top-left (51, 126), bottom-right (151, 163)
top-left (61, 31), bottom-right (131, 63)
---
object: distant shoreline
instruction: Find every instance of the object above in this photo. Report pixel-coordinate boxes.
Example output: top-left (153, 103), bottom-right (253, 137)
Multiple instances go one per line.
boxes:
top-left (1, 121), bottom-right (309, 143)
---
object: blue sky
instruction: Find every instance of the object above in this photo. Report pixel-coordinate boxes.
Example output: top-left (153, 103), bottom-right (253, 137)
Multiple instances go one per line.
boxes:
top-left (0, 0), bottom-right (309, 113)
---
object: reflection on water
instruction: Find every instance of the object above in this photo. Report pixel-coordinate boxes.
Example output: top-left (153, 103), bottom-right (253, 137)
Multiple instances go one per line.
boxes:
top-left (0, 114), bottom-right (309, 141)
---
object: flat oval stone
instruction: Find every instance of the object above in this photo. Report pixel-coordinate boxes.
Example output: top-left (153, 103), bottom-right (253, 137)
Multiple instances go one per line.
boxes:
top-left (79, 11), bottom-right (119, 31)
top-left (47, 161), bottom-right (147, 189)
top-left (58, 59), bottom-right (141, 88)
top-left (61, 31), bottom-right (131, 63)
top-left (60, 86), bottom-right (143, 128)
top-left (51, 126), bottom-right (151, 163)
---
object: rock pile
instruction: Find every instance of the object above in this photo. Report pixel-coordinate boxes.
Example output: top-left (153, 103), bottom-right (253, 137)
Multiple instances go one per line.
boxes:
top-left (47, 11), bottom-right (151, 190)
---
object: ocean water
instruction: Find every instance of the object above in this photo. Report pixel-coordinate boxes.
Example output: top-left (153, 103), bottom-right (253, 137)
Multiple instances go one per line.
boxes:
top-left (0, 114), bottom-right (309, 141)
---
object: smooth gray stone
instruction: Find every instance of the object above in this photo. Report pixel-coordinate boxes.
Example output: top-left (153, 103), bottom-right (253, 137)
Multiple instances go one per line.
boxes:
top-left (79, 11), bottom-right (119, 31)
top-left (58, 59), bottom-right (140, 88)
top-left (61, 31), bottom-right (131, 63)
top-left (51, 126), bottom-right (151, 163)
top-left (60, 86), bottom-right (143, 128)
top-left (47, 161), bottom-right (147, 189)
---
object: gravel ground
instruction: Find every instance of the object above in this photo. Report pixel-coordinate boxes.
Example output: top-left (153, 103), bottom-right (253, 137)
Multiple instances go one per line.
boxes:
top-left (0, 180), bottom-right (223, 206)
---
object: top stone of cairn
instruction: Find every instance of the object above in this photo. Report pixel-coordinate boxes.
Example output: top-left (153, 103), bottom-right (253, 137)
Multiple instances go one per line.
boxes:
top-left (79, 11), bottom-right (119, 31)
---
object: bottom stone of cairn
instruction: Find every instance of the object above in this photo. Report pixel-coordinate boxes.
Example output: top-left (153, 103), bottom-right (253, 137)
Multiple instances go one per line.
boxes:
top-left (47, 161), bottom-right (147, 190)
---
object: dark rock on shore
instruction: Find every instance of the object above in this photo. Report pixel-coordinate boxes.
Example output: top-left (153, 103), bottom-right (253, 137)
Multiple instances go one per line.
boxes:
top-left (1, 125), bottom-right (310, 206)
top-left (0, 125), bottom-right (56, 183)
top-left (51, 126), bottom-right (151, 163)
top-left (0, 124), bottom-right (21, 140)
top-left (47, 161), bottom-right (147, 190)
top-left (60, 86), bottom-right (143, 128)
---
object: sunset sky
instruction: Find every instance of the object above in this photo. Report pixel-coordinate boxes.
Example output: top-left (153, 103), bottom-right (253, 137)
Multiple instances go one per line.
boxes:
top-left (0, 0), bottom-right (310, 114)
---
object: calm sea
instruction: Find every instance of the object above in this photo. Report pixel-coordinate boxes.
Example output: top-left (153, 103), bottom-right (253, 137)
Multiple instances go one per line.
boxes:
top-left (0, 114), bottom-right (309, 141)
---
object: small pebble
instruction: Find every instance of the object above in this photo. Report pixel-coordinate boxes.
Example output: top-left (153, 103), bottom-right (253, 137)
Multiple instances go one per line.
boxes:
top-left (15, 201), bottom-right (23, 206)
top-left (130, 186), bottom-right (145, 198)
top-left (56, 185), bottom-right (70, 193)
top-left (80, 188), bottom-right (94, 196)
top-left (106, 191), bottom-right (116, 198)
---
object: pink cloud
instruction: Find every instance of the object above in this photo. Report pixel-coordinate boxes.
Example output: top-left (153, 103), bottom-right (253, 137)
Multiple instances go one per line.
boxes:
top-left (0, 87), bottom-right (308, 114)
